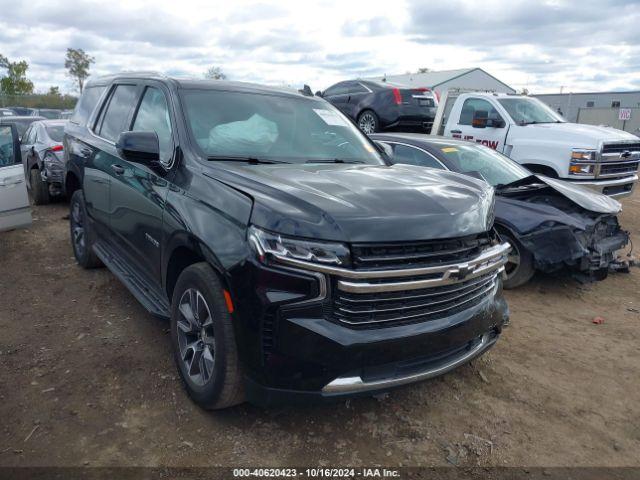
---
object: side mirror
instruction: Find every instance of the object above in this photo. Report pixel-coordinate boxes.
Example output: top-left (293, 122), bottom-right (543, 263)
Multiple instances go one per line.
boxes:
top-left (472, 110), bottom-right (488, 128)
top-left (116, 131), bottom-right (160, 165)
top-left (374, 141), bottom-right (394, 160)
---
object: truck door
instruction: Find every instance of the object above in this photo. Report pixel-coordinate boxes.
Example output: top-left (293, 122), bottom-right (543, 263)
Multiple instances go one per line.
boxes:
top-left (447, 97), bottom-right (507, 151)
top-left (0, 124), bottom-right (31, 231)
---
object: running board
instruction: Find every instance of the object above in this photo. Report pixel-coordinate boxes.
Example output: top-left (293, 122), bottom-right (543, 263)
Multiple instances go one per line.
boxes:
top-left (93, 240), bottom-right (170, 319)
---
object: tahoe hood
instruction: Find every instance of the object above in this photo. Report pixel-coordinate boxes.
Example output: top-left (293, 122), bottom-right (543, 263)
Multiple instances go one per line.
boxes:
top-left (204, 163), bottom-right (495, 242)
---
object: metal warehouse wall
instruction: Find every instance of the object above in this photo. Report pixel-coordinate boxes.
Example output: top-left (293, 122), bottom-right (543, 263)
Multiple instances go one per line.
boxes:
top-left (576, 107), bottom-right (640, 136)
top-left (434, 69), bottom-right (515, 96)
top-left (534, 91), bottom-right (640, 123)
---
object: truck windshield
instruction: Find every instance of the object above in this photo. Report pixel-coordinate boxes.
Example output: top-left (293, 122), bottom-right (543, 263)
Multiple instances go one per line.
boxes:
top-left (497, 97), bottom-right (564, 125)
top-left (437, 143), bottom-right (531, 186)
top-left (181, 89), bottom-right (384, 165)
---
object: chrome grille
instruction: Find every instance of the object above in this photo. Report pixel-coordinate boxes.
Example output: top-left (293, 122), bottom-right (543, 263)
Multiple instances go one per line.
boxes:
top-left (599, 161), bottom-right (640, 177)
top-left (602, 142), bottom-right (640, 155)
top-left (333, 272), bottom-right (497, 328)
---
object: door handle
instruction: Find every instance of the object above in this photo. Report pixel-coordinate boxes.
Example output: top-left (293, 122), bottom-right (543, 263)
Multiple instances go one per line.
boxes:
top-left (111, 164), bottom-right (125, 175)
top-left (451, 129), bottom-right (462, 134)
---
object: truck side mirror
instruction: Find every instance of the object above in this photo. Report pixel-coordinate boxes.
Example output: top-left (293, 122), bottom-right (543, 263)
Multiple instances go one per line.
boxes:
top-left (472, 110), bottom-right (488, 129)
top-left (116, 131), bottom-right (160, 165)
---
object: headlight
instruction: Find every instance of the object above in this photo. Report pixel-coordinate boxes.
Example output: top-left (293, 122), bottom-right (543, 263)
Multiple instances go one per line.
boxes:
top-left (570, 149), bottom-right (597, 161)
top-left (569, 149), bottom-right (597, 175)
top-left (248, 225), bottom-right (351, 267)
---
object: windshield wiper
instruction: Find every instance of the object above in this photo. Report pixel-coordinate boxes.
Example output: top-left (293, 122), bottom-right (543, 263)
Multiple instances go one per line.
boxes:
top-left (519, 120), bottom-right (563, 125)
top-left (207, 155), bottom-right (288, 164)
top-left (305, 159), bottom-right (365, 164)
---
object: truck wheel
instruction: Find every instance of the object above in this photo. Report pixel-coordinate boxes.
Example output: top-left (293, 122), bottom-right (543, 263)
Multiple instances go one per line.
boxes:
top-left (500, 230), bottom-right (535, 289)
top-left (170, 263), bottom-right (245, 409)
top-left (30, 169), bottom-right (50, 205)
top-left (69, 190), bottom-right (103, 269)
top-left (358, 110), bottom-right (379, 134)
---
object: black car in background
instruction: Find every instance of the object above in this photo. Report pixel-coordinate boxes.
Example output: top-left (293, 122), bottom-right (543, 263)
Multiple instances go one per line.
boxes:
top-left (21, 119), bottom-right (67, 204)
top-left (64, 73), bottom-right (509, 408)
top-left (318, 80), bottom-right (437, 134)
top-left (372, 133), bottom-right (630, 288)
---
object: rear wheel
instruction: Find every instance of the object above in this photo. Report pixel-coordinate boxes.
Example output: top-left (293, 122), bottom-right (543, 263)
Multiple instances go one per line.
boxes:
top-left (170, 263), bottom-right (245, 409)
top-left (500, 230), bottom-right (535, 289)
top-left (29, 168), bottom-right (50, 205)
top-left (69, 190), bottom-right (103, 269)
top-left (357, 110), bottom-right (379, 134)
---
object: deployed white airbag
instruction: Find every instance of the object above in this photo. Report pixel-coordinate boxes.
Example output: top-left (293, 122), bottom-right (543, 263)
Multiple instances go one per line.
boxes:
top-left (208, 114), bottom-right (278, 156)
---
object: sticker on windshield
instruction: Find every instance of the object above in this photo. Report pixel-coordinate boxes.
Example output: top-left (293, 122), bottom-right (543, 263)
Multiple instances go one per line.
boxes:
top-left (313, 109), bottom-right (350, 127)
top-left (441, 147), bottom-right (458, 153)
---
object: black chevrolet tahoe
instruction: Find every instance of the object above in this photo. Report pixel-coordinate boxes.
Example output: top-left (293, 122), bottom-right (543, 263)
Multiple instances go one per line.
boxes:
top-left (63, 73), bottom-right (510, 409)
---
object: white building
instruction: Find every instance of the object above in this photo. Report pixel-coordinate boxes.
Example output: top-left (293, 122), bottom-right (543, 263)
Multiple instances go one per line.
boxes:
top-left (365, 68), bottom-right (516, 97)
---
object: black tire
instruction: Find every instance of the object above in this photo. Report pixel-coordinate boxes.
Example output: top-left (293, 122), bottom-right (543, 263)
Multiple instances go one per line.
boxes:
top-left (357, 109), bottom-right (379, 134)
top-left (69, 190), bottom-right (103, 269)
top-left (500, 229), bottom-right (535, 289)
top-left (170, 263), bottom-right (245, 409)
top-left (30, 168), bottom-right (50, 205)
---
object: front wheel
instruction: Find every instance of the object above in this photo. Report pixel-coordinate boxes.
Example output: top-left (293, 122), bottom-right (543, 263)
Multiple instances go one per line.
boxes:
top-left (500, 230), bottom-right (535, 289)
top-left (357, 110), bottom-right (379, 134)
top-left (170, 263), bottom-right (245, 409)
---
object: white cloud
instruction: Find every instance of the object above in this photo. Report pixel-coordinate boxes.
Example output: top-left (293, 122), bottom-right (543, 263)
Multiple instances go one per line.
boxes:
top-left (0, 0), bottom-right (637, 94)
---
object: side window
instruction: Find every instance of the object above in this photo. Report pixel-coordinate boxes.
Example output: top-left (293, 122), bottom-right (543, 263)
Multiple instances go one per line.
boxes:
top-left (391, 144), bottom-right (444, 169)
top-left (0, 125), bottom-right (15, 167)
top-left (97, 85), bottom-right (138, 142)
top-left (70, 85), bottom-right (106, 126)
top-left (459, 98), bottom-right (502, 126)
top-left (132, 87), bottom-right (173, 164)
top-left (325, 83), bottom-right (349, 96)
top-left (349, 83), bottom-right (369, 94)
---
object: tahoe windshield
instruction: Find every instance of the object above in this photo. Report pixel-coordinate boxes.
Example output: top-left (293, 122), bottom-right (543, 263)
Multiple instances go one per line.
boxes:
top-left (437, 143), bottom-right (531, 186)
top-left (497, 97), bottom-right (564, 125)
top-left (181, 89), bottom-right (384, 165)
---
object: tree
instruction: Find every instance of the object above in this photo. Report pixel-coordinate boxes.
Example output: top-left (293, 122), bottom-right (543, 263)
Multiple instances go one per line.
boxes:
top-left (417, 67), bottom-right (431, 73)
top-left (0, 54), bottom-right (34, 95)
top-left (48, 86), bottom-right (61, 96)
top-left (204, 66), bottom-right (227, 80)
top-left (64, 48), bottom-right (94, 93)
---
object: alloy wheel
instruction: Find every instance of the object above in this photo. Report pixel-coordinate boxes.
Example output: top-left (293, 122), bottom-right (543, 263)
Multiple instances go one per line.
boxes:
top-left (358, 113), bottom-right (376, 134)
top-left (176, 288), bottom-right (216, 387)
top-left (505, 242), bottom-right (521, 279)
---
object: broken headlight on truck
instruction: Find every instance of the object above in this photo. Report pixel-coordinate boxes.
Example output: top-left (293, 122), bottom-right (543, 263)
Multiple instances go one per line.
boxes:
top-left (569, 149), bottom-right (598, 175)
top-left (248, 225), bottom-right (351, 267)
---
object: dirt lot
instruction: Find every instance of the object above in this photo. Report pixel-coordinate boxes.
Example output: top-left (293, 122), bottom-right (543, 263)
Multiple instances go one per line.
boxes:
top-left (1, 191), bottom-right (639, 468)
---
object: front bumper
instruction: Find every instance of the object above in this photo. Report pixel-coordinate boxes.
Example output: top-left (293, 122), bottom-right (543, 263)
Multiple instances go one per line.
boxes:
top-left (569, 174), bottom-right (637, 199)
top-left (520, 221), bottom-right (629, 273)
top-left (227, 243), bottom-right (510, 406)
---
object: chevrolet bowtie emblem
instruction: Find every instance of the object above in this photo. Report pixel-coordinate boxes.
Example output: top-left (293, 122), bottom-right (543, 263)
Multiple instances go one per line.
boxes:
top-left (453, 263), bottom-right (472, 280)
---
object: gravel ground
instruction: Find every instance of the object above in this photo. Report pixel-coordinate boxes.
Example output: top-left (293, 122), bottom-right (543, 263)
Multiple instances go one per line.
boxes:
top-left (1, 191), bottom-right (639, 468)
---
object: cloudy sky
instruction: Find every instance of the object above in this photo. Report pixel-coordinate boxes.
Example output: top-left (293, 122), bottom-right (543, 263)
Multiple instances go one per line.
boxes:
top-left (0, 0), bottom-right (638, 95)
